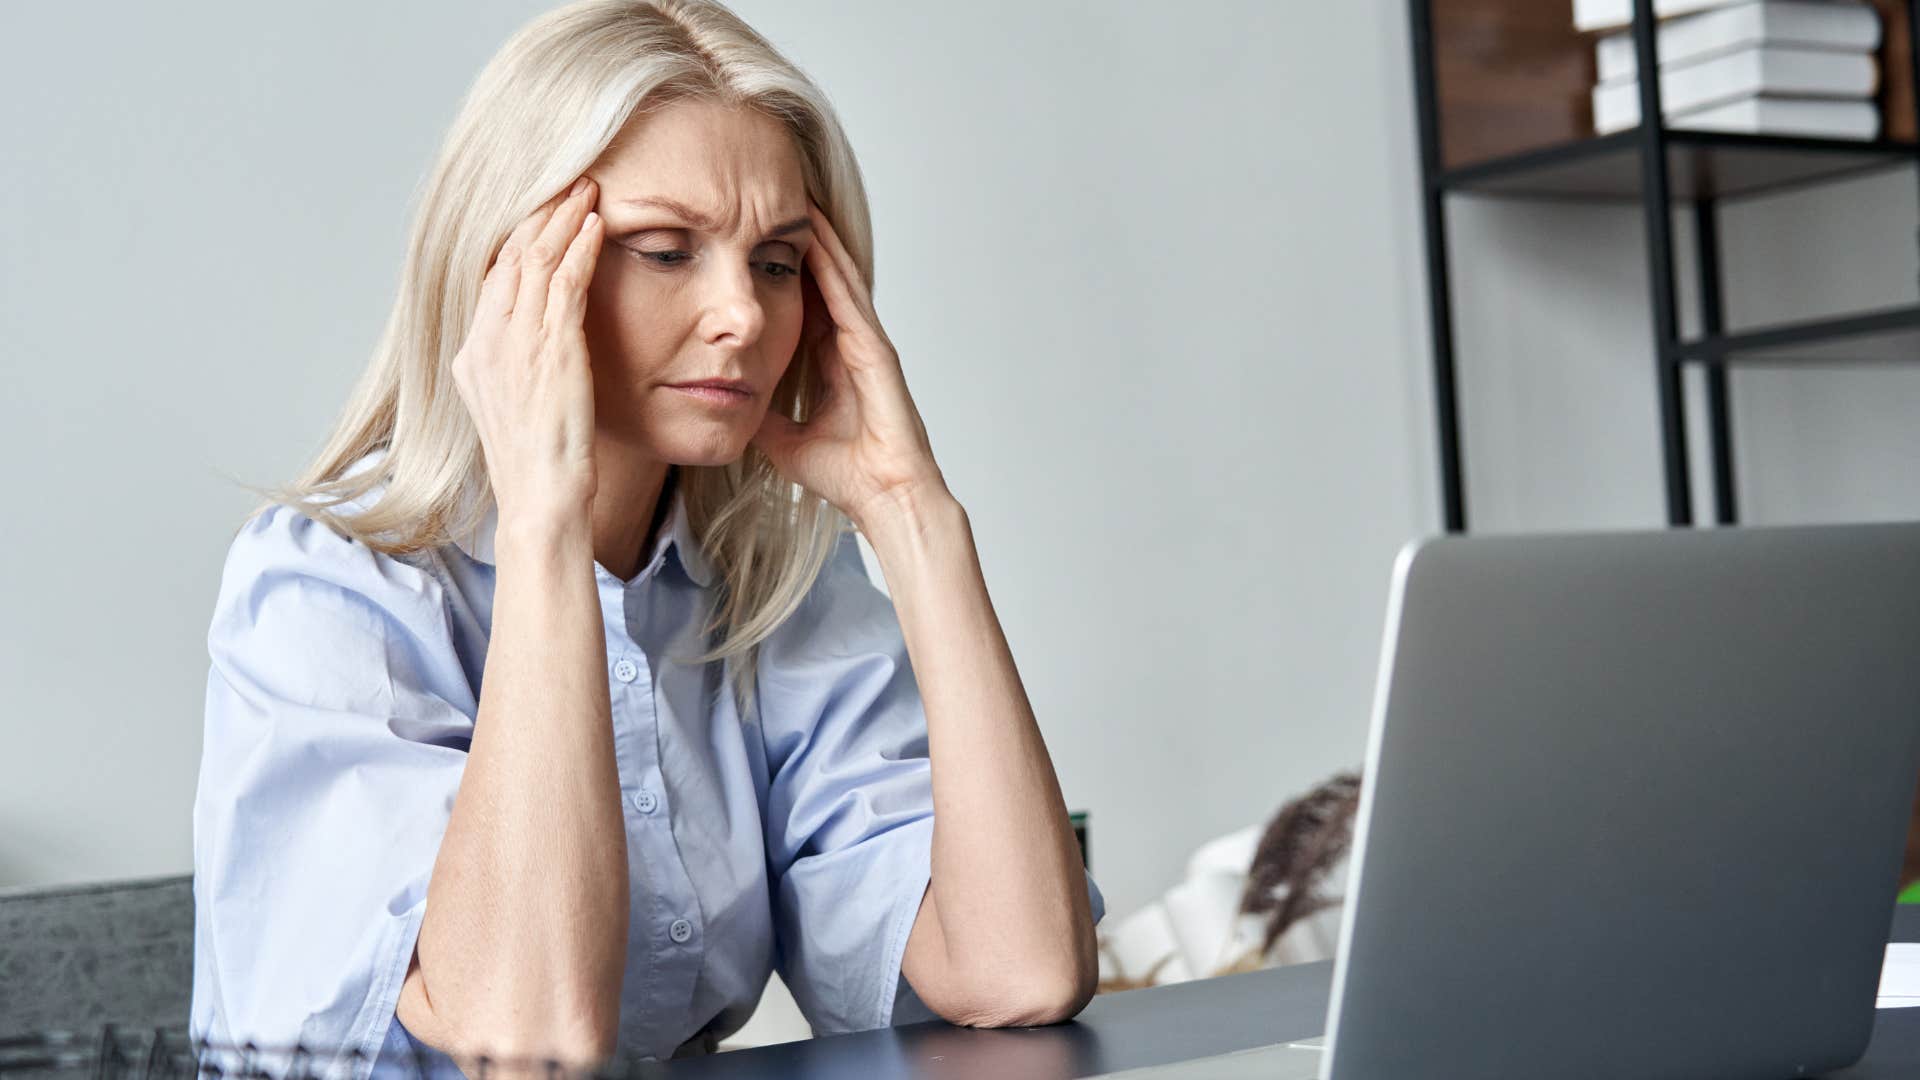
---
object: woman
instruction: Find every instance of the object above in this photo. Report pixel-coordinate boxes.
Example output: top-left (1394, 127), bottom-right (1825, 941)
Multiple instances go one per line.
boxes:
top-left (189, 1), bottom-right (1105, 1076)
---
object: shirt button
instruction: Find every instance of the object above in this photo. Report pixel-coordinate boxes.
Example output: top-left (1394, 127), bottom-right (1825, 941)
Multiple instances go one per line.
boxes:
top-left (632, 790), bottom-right (658, 814)
top-left (669, 919), bottom-right (693, 944)
top-left (612, 658), bottom-right (638, 683)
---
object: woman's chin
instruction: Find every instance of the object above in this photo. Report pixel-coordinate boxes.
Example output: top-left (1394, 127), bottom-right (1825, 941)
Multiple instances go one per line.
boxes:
top-left (657, 423), bottom-right (758, 467)
top-left (602, 403), bottom-right (762, 465)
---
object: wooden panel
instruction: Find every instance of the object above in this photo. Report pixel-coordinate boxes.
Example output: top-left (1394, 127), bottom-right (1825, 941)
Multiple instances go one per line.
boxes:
top-left (1430, 0), bottom-right (1594, 170)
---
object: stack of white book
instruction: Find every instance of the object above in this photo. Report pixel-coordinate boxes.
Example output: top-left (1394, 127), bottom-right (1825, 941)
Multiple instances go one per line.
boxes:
top-left (1575, 0), bottom-right (1884, 139)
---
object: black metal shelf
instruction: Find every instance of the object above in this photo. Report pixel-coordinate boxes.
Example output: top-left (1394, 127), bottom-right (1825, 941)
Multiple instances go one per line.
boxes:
top-left (1408, 0), bottom-right (1920, 531)
top-left (1675, 302), bottom-right (1920, 365)
top-left (1440, 129), bottom-right (1920, 203)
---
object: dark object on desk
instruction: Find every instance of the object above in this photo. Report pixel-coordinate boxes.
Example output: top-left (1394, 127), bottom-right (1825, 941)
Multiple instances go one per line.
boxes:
top-left (0, 874), bottom-right (194, 1034)
top-left (0, 1027), bottom-right (663, 1080)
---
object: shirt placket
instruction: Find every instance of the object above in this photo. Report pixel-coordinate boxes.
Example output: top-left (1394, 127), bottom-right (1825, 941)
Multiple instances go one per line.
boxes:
top-left (603, 568), bottom-right (705, 1056)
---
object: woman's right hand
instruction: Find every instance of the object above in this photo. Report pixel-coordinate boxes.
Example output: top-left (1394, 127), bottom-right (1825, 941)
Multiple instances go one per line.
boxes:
top-left (451, 175), bottom-right (604, 531)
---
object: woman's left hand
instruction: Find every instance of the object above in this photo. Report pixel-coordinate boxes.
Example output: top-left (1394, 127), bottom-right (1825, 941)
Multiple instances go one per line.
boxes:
top-left (751, 200), bottom-right (950, 530)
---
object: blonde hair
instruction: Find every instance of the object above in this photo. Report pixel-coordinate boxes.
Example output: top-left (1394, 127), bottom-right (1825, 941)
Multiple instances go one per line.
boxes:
top-left (232, 0), bottom-right (876, 721)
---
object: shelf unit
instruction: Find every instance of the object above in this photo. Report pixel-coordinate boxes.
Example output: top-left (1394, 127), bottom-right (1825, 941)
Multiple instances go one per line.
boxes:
top-left (1407, 0), bottom-right (1920, 531)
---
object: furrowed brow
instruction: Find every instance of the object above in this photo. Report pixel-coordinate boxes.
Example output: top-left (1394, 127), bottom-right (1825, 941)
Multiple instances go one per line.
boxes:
top-left (616, 195), bottom-right (811, 243)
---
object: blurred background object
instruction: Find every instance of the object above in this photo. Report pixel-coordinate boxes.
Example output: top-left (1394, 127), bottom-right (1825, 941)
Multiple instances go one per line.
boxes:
top-left (1097, 773), bottom-right (1361, 992)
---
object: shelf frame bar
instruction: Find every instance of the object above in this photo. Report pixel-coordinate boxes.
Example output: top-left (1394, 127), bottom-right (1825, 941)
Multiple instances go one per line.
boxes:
top-left (1693, 199), bottom-right (1738, 525)
top-left (1673, 302), bottom-right (1920, 363)
top-left (1408, 0), bottom-right (1466, 533)
top-left (1632, 0), bottom-right (1697, 527)
top-left (1435, 130), bottom-right (1920, 204)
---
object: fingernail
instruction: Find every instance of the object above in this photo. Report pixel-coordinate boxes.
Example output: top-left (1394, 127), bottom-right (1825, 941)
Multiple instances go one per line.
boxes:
top-left (570, 177), bottom-right (589, 197)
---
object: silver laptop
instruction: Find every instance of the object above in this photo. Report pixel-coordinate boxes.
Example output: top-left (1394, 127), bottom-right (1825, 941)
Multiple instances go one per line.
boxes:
top-left (1104, 522), bottom-right (1920, 1079)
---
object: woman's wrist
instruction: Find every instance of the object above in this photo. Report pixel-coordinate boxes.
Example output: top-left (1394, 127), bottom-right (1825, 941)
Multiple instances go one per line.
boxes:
top-left (850, 479), bottom-right (962, 542)
top-left (856, 485), bottom-right (972, 596)
top-left (494, 506), bottom-right (594, 569)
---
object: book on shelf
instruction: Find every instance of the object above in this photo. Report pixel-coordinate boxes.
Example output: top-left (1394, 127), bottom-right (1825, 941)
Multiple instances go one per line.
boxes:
top-left (1575, 0), bottom-right (1745, 33)
top-left (1595, 0), bottom-right (1881, 83)
top-left (1601, 94), bottom-right (1881, 136)
top-left (1591, 44), bottom-right (1879, 132)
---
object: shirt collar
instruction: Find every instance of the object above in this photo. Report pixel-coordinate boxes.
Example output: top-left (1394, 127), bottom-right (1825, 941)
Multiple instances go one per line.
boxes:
top-left (340, 449), bottom-right (715, 588)
top-left (449, 467), bottom-right (717, 588)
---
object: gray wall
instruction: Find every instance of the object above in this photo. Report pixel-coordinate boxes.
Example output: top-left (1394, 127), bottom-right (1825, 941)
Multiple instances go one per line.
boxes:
top-left (3, 1), bottom-right (1913, 934)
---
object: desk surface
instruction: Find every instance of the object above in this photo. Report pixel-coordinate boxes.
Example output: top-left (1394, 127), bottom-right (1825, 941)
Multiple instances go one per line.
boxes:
top-left (650, 906), bottom-right (1920, 1079)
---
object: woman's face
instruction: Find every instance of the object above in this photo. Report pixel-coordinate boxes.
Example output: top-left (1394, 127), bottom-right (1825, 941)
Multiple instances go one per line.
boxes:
top-left (580, 99), bottom-right (815, 464)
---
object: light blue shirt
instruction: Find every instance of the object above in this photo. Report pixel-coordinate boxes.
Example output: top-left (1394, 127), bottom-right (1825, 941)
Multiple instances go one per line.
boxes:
top-left (190, 448), bottom-right (1105, 1079)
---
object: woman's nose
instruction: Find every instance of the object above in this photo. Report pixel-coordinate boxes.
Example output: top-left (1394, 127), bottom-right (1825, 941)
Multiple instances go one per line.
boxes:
top-left (701, 263), bottom-right (766, 348)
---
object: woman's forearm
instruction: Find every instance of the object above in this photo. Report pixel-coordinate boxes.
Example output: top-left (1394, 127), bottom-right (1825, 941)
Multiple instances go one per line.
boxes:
top-left (398, 508), bottom-right (628, 1070)
top-left (858, 490), bottom-right (1098, 1025)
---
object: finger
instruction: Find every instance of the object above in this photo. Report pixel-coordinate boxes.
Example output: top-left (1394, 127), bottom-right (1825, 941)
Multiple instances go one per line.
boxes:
top-left (804, 240), bottom-right (879, 358)
top-left (510, 187), bottom-right (567, 245)
top-left (502, 193), bottom-right (558, 253)
top-left (543, 210), bottom-right (604, 335)
top-left (513, 178), bottom-right (593, 324)
top-left (514, 177), bottom-right (597, 332)
top-left (484, 195), bottom-right (563, 313)
top-left (807, 322), bottom-right (849, 400)
top-left (804, 249), bottom-right (885, 398)
top-left (474, 242), bottom-right (522, 328)
top-left (807, 203), bottom-right (877, 320)
top-left (798, 270), bottom-right (835, 352)
top-left (803, 247), bottom-right (898, 408)
top-left (495, 191), bottom-right (568, 315)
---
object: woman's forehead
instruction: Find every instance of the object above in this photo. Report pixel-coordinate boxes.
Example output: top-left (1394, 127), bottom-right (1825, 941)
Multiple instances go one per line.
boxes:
top-left (594, 100), bottom-right (807, 230)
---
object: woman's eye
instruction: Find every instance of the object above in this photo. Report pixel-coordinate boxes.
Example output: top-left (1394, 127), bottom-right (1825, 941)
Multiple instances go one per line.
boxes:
top-left (623, 245), bottom-right (797, 280)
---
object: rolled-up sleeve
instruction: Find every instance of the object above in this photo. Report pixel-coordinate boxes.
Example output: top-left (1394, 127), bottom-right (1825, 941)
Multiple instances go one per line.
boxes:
top-left (191, 502), bottom-right (475, 1080)
top-left (755, 528), bottom-right (1105, 1035)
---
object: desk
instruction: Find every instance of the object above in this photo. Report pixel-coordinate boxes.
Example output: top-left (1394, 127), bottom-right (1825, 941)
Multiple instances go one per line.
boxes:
top-left (652, 906), bottom-right (1920, 1079)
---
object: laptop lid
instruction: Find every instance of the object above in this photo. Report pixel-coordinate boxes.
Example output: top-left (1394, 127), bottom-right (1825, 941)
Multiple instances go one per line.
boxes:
top-left (1321, 522), bottom-right (1920, 1079)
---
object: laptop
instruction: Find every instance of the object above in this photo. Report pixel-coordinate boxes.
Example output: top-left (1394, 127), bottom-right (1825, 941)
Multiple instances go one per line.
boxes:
top-left (1101, 521), bottom-right (1920, 1079)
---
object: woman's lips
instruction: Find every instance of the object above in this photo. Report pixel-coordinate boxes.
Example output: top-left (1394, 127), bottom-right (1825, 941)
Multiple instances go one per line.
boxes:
top-left (669, 384), bottom-right (752, 406)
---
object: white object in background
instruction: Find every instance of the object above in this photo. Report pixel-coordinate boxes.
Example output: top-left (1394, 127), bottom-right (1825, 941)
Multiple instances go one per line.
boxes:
top-left (1879, 942), bottom-right (1920, 1009)
top-left (1162, 825), bottom-right (1265, 979)
top-left (1595, 1), bottom-right (1881, 83)
top-left (715, 972), bottom-right (814, 1050)
top-left (1099, 823), bottom-right (1350, 989)
top-left (1575, 0), bottom-right (1745, 33)
top-left (1591, 46), bottom-right (1879, 133)
top-left (1656, 96), bottom-right (1881, 138)
top-left (1101, 897), bottom-right (1199, 985)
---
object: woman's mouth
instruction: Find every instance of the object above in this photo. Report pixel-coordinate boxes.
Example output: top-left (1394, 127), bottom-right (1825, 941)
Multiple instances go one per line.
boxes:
top-left (668, 384), bottom-right (753, 406)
